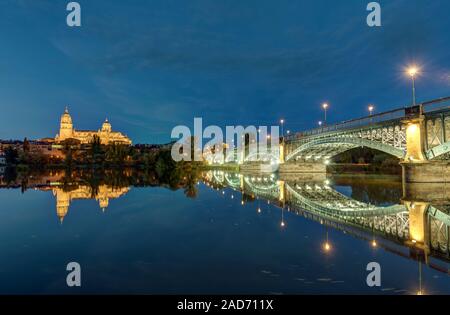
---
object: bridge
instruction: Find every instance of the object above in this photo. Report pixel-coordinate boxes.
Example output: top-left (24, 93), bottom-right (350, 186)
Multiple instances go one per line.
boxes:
top-left (203, 170), bottom-right (450, 272)
top-left (283, 97), bottom-right (450, 162)
top-left (206, 97), bottom-right (450, 182)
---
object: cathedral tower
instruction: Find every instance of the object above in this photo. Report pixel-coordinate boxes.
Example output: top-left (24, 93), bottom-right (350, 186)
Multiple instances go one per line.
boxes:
top-left (58, 107), bottom-right (74, 141)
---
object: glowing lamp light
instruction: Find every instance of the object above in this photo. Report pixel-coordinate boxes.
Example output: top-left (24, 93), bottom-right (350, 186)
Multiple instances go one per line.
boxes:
top-left (371, 240), bottom-right (377, 248)
top-left (280, 221), bottom-right (285, 228)
top-left (407, 123), bottom-right (418, 134)
top-left (408, 66), bottom-right (419, 77)
top-left (323, 242), bottom-right (331, 252)
top-left (322, 103), bottom-right (329, 110)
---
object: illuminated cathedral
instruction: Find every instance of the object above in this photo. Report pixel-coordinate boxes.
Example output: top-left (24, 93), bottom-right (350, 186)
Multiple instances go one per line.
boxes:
top-left (55, 107), bottom-right (132, 145)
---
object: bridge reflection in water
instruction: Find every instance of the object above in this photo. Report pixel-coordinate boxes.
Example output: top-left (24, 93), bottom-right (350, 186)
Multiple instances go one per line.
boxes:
top-left (203, 170), bottom-right (450, 280)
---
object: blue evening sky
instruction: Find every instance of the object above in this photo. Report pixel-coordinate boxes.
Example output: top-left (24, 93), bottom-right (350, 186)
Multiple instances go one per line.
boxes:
top-left (0, 0), bottom-right (449, 143)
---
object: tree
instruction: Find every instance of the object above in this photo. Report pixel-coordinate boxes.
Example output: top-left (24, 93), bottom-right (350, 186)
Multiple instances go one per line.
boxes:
top-left (4, 147), bottom-right (18, 165)
top-left (64, 148), bottom-right (74, 169)
top-left (89, 135), bottom-right (104, 164)
top-left (23, 137), bottom-right (30, 153)
top-left (105, 143), bottom-right (128, 166)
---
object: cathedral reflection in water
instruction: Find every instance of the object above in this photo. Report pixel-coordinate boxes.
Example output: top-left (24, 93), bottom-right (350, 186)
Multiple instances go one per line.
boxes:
top-left (49, 185), bottom-right (130, 223)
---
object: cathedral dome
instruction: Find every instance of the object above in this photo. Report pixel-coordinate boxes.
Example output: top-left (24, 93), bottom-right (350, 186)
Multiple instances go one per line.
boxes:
top-left (60, 107), bottom-right (72, 125)
top-left (101, 118), bottom-right (112, 132)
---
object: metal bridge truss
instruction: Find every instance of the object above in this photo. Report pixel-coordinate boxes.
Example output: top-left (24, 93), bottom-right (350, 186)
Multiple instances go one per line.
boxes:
top-left (285, 121), bottom-right (407, 162)
top-left (425, 111), bottom-right (450, 160)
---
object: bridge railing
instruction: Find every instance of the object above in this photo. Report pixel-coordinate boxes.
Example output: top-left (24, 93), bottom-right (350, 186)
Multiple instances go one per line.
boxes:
top-left (285, 96), bottom-right (450, 141)
top-left (422, 96), bottom-right (450, 114)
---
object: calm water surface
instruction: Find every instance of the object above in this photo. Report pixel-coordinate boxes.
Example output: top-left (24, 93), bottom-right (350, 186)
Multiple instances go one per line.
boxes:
top-left (0, 170), bottom-right (449, 294)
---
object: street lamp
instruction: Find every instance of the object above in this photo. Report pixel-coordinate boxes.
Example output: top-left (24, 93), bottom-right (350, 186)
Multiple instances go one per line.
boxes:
top-left (322, 103), bottom-right (329, 125)
top-left (280, 119), bottom-right (285, 136)
top-left (368, 105), bottom-right (374, 124)
top-left (407, 66), bottom-right (419, 106)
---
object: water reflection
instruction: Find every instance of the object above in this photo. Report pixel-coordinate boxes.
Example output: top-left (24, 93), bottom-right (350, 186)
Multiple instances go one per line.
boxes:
top-left (51, 185), bottom-right (130, 223)
top-left (0, 168), bottom-right (449, 294)
top-left (2, 168), bottom-right (449, 268)
top-left (203, 170), bottom-right (450, 276)
top-left (0, 168), bottom-right (202, 222)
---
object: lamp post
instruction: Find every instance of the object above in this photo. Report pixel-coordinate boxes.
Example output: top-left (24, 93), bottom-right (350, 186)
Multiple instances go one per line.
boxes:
top-left (280, 119), bottom-right (285, 137)
top-left (407, 66), bottom-right (419, 106)
top-left (368, 105), bottom-right (374, 124)
top-left (322, 103), bottom-right (329, 125)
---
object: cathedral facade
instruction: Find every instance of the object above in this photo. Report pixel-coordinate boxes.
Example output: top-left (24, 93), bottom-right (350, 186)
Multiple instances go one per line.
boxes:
top-left (55, 108), bottom-right (132, 145)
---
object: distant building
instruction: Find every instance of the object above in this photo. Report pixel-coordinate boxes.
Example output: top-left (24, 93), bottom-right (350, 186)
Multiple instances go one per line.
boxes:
top-left (29, 140), bottom-right (65, 160)
top-left (54, 107), bottom-right (132, 145)
top-left (0, 140), bottom-right (23, 152)
top-left (0, 152), bottom-right (6, 165)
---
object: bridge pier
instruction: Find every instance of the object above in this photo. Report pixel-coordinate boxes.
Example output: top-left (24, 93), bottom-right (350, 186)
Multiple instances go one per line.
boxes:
top-left (401, 161), bottom-right (450, 183)
top-left (401, 114), bottom-right (450, 183)
top-left (278, 162), bottom-right (326, 174)
top-left (403, 201), bottom-right (429, 248)
top-left (239, 162), bottom-right (277, 174)
top-left (402, 180), bottom-right (450, 203)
